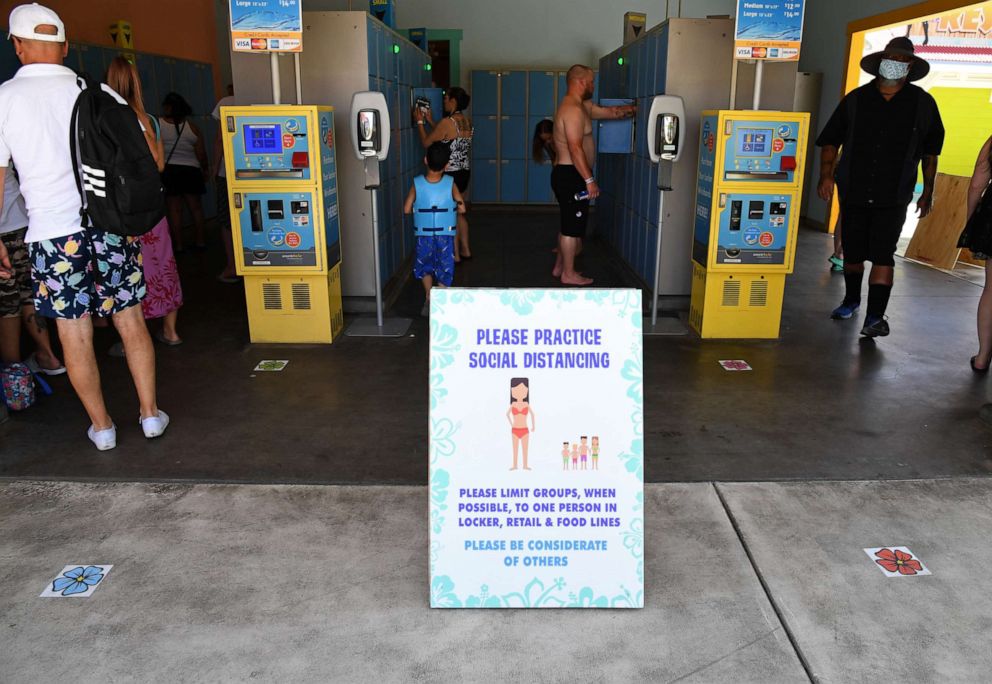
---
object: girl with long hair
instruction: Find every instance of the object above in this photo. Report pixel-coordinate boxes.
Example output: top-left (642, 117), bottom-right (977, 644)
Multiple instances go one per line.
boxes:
top-left (106, 56), bottom-right (183, 346)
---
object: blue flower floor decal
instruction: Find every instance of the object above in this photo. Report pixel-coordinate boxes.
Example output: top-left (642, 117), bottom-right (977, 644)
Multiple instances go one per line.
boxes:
top-left (40, 564), bottom-right (113, 598)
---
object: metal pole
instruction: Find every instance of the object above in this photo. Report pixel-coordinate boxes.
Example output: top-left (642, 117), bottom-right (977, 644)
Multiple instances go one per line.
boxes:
top-left (294, 53), bottom-right (303, 104)
top-left (270, 52), bottom-right (281, 105)
top-left (652, 189), bottom-right (665, 327)
top-left (369, 186), bottom-right (385, 329)
top-left (752, 60), bottom-right (764, 110)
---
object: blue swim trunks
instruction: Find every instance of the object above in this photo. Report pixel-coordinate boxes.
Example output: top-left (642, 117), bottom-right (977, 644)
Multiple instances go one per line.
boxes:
top-left (30, 228), bottom-right (146, 319)
top-left (414, 235), bottom-right (455, 287)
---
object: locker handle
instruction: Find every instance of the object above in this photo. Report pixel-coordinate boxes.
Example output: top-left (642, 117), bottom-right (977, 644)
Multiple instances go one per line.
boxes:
top-left (501, 116), bottom-right (510, 120)
top-left (501, 160), bottom-right (510, 164)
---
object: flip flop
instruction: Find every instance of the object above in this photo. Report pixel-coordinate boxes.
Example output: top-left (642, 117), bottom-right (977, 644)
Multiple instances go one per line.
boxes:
top-left (154, 331), bottom-right (184, 347)
top-left (25, 353), bottom-right (67, 376)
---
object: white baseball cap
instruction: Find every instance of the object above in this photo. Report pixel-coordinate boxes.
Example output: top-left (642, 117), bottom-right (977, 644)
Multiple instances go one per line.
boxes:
top-left (8, 3), bottom-right (65, 42)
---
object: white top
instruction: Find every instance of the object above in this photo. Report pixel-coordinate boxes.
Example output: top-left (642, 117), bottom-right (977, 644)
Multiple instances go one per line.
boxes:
top-left (0, 170), bottom-right (29, 236)
top-left (212, 95), bottom-right (234, 178)
top-left (160, 117), bottom-right (201, 168)
top-left (0, 63), bottom-right (133, 243)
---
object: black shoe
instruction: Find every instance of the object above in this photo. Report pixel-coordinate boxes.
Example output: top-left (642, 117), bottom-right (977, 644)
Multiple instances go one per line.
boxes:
top-left (860, 315), bottom-right (889, 338)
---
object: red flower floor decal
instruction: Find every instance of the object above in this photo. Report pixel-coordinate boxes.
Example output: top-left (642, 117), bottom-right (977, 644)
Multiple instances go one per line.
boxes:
top-left (863, 547), bottom-right (931, 577)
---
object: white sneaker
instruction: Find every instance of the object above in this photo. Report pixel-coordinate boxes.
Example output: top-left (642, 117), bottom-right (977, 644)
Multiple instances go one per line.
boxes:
top-left (140, 410), bottom-right (170, 439)
top-left (87, 424), bottom-right (117, 451)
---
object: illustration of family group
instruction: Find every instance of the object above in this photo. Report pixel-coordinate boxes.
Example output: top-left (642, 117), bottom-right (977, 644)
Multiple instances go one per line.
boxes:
top-left (506, 377), bottom-right (600, 472)
top-left (561, 436), bottom-right (600, 471)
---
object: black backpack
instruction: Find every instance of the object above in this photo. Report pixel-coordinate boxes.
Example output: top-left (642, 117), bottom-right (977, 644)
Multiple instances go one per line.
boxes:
top-left (69, 74), bottom-right (165, 236)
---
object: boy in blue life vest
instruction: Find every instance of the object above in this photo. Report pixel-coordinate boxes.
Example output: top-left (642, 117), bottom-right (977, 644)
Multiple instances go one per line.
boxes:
top-left (404, 141), bottom-right (465, 316)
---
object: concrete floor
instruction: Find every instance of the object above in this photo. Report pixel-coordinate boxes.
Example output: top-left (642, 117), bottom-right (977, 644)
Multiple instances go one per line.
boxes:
top-left (3, 208), bottom-right (992, 681)
top-left (2, 209), bottom-right (991, 483)
top-left (4, 479), bottom-right (992, 682)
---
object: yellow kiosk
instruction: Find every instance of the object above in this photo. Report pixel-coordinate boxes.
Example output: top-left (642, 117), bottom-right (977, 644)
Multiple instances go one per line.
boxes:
top-left (689, 110), bottom-right (810, 338)
top-left (221, 105), bottom-right (344, 344)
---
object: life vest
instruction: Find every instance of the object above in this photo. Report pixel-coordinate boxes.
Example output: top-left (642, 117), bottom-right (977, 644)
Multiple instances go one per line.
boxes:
top-left (413, 175), bottom-right (457, 237)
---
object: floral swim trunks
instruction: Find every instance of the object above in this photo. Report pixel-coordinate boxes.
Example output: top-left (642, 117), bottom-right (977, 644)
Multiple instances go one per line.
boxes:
top-left (29, 228), bottom-right (146, 319)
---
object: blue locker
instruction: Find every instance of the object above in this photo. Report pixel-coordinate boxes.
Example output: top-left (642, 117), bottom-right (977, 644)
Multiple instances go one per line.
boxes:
top-left (528, 71), bottom-right (556, 116)
top-left (655, 26), bottom-right (670, 94)
top-left (499, 116), bottom-right (526, 160)
top-left (640, 33), bottom-right (656, 97)
top-left (153, 56), bottom-right (173, 102)
top-left (473, 115), bottom-right (498, 160)
top-left (646, 165), bottom-right (658, 226)
top-left (473, 159), bottom-right (499, 202)
top-left (413, 87), bottom-right (443, 120)
top-left (644, 221), bottom-right (658, 284)
top-left (472, 71), bottom-right (499, 116)
top-left (557, 72), bottom-right (566, 102)
top-left (368, 21), bottom-right (380, 77)
top-left (0, 34), bottom-right (19, 82)
top-left (597, 98), bottom-right (635, 154)
top-left (501, 71), bottom-right (526, 116)
top-left (527, 161), bottom-right (553, 203)
top-left (500, 159), bottom-right (525, 202)
top-left (78, 44), bottom-right (104, 79)
top-left (64, 43), bottom-right (81, 73)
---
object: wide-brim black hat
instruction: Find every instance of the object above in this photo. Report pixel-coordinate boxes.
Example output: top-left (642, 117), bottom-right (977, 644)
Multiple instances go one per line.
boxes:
top-left (860, 36), bottom-right (930, 81)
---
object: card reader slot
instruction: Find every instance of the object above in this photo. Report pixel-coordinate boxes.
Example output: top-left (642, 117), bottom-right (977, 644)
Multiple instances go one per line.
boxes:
top-left (725, 171), bottom-right (790, 181)
top-left (236, 169), bottom-right (306, 179)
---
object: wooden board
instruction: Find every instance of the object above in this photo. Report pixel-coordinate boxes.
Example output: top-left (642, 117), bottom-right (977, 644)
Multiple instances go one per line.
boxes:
top-left (904, 174), bottom-right (971, 271)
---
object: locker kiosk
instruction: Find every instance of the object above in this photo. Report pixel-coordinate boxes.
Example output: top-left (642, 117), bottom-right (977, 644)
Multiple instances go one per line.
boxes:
top-left (690, 110), bottom-right (810, 339)
top-left (221, 104), bottom-right (345, 344)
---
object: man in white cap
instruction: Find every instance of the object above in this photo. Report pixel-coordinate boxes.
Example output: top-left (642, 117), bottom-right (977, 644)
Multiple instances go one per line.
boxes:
top-left (816, 37), bottom-right (944, 339)
top-left (0, 3), bottom-right (168, 450)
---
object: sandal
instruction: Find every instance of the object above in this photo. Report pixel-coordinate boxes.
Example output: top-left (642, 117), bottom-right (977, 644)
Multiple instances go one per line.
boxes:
top-left (154, 331), bottom-right (183, 347)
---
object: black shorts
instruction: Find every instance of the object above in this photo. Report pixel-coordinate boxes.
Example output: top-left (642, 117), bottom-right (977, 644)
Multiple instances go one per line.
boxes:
top-left (446, 169), bottom-right (471, 194)
top-left (163, 164), bottom-right (206, 197)
top-left (840, 204), bottom-right (908, 267)
top-left (551, 165), bottom-right (589, 238)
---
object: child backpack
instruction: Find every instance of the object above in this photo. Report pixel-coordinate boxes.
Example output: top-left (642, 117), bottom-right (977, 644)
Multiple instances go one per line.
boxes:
top-left (69, 74), bottom-right (165, 236)
top-left (1, 362), bottom-right (35, 411)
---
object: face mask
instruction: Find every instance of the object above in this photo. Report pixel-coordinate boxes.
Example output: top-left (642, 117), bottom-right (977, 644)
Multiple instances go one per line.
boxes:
top-left (879, 58), bottom-right (911, 81)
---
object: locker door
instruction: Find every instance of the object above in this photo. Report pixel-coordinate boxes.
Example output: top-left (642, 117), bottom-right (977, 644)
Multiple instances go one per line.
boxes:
top-left (472, 115), bottom-right (498, 160)
top-left (528, 71), bottom-right (556, 117)
top-left (556, 72), bottom-right (566, 104)
top-left (65, 43), bottom-right (82, 73)
top-left (154, 56), bottom-right (174, 101)
top-left (655, 26), bottom-right (670, 94)
top-left (527, 160), bottom-right (553, 203)
top-left (0, 35), bottom-right (19, 83)
top-left (78, 44), bottom-right (104, 79)
top-left (499, 116), bottom-right (526, 160)
top-left (472, 158), bottom-right (499, 202)
top-left (500, 159), bottom-right (525, 203)
top-left (640, 33), bottom-right (656, 97)
top-left (501, 71), bottom-right (526, 116)
top-left (368, 21), bottom-right (380, 77)
top-left (472, 71), bottom-right (499, 116)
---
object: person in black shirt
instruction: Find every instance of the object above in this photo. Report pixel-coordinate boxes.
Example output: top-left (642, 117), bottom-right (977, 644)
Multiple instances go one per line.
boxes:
top-left (816, 37), bottom-right (944, 338)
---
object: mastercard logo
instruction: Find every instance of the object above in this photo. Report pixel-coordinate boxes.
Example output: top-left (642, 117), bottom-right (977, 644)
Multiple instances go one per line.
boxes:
top-left (251, 38), bottom-right (268, 50)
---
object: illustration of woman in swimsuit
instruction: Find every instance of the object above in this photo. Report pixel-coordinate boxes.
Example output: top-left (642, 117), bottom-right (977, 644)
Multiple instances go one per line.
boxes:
top-left (506, 377), bottom-right (535, 470)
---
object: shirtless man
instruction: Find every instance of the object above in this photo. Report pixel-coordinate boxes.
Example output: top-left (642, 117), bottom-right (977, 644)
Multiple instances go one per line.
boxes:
top-left (552, 64), bottom-right (635, 285)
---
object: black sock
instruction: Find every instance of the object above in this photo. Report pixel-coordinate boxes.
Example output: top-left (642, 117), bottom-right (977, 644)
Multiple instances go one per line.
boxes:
top-left (867, 283), bottom-right (892, 317)
top-left (843, 271), bottom-right (864, 304)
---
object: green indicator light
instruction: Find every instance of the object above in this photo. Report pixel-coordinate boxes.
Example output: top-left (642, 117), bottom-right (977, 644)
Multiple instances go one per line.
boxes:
top-left (426, 63), bottom-right (432, 71)
top-left (392, 44), bottom-right (400, 54)
top-left (617, 57), bottom-right (624, 66)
